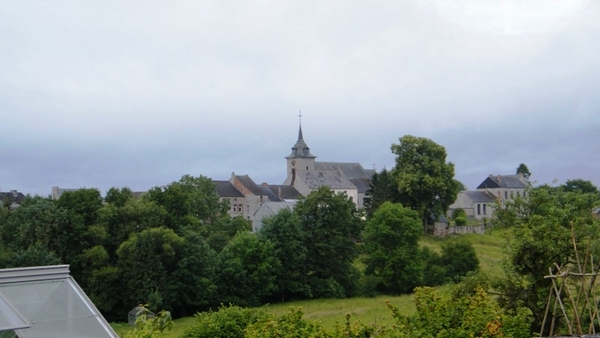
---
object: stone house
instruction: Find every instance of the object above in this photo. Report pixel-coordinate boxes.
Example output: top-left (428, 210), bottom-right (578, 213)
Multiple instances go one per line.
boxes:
top-left (448, 174), bottom-right (530, 221)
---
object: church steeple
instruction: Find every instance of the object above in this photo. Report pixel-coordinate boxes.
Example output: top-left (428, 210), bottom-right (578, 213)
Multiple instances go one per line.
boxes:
top-left (286, 113), bottom-right (316, 159)
top-left (286, 113), bottom-right (316, 179)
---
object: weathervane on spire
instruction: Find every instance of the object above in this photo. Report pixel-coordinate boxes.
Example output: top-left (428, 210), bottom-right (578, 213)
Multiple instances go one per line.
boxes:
top-left (298, 110), bottom-right (303, 125)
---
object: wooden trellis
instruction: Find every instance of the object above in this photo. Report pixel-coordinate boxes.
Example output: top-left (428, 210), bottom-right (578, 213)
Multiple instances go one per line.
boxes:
top-left (540, 234), bottom-right (600, 337)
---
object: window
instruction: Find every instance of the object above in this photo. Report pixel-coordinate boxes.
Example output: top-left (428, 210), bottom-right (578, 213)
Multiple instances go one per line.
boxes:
top-left (505, 191), bottom-right (508, 199)
top-left (477, 204), bottom-right (481, 215)
top-left (510, 191), bottom-right (514, 198)
top-left (517, 191), bottom-right (520, 197)
top-left (483, 204), bottom-right (487, 215)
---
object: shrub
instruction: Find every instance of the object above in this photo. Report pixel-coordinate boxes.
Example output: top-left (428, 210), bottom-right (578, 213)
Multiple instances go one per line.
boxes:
top-left (180, 305), bottom-right (269, 338)
top-left (245, 307), bottom-right (330, 338)
top-left (454, 216), bottom-right (467, 226)
top-left (451, 208), bottom-right (467, 220)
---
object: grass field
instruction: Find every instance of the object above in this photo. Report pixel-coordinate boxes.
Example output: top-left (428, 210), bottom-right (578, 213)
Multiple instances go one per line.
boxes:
top-left (112, 230), bottom-right (507, 337)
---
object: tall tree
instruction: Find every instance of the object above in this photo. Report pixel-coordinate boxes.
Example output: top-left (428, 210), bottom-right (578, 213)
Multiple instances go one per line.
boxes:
top-left (258, 208), bottom-right (309, 301)
top-left (215, 231), bottom-right (280, 307)
top-left (516, 163), bottom-right (531, 180)
top-left (146, 175), bottom-right (228, 233)
top-left (117, 227), bottom-right (185, 313)
top-left (362, 202), bottom-right (423, 294)
top-left (364, 169), bottom-right (401, 218)
top-left (391, 135), bottom-right (459, 231)
top-left (294, 186), bottom-right (363, 298)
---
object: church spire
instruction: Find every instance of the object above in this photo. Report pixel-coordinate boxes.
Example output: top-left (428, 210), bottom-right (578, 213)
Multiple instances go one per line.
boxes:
top-left (286, 111), bottom-right (316, 159)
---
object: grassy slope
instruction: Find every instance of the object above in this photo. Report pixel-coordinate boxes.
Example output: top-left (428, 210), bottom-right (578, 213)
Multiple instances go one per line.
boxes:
top-left (113, 230), bottom-right (507, 337)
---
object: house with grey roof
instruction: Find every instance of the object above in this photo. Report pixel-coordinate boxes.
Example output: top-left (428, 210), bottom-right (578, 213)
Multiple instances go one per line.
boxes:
top-left (0, 190), bottom-right (25, 209)
top-left (448, 173), bottom-right (531, 221)
top-left (252, 201), bottom-right (297, 232)
top-left (477, 174), bottom-right (530, 201)
top-left (214, 180), bottom-right (247, 219)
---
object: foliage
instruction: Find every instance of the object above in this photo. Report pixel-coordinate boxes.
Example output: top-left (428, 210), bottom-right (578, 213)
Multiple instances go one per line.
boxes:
top-left (363, 169), bottom-right (401, 219)
top-left (493, 185), bottom-right (600, 334)
top-left (105, 186), bottom-right (135, 207)
top-left (438, 238), bottom-right (480, 282)
top-left (451, 208), bottom-right (466, 221)
top-left (215, 231), bottom-right (281, 307)
top-left (454, 216), bottom-right (467, 226)
top-left (56, 188), bottom-right (103, 225)
top-left (516, 163), bottom-right (531, 180)
top-left (245, 307), bottom-right (331, 338)
top-left (180, 305), bottom-right (269, 338)
top-left (145, 175), bottom-right (228, 233)
top-left (362, 202), bottom-right (423, 294)
top-left (123, 306), bottom-right (174, 338)
top-left (201, 216), bottom-right (251, 253)
top-left (388, 284), bottom-right (530, 338)
top-left (117, 227), bottom-right (185, 313)
top-left (561, 178), bottom-right (599, 195)
top-left (258, 208), bottom-right (310, 301)
top-left (294, 186), bottom-right (363, 298)
top-left (422, 238), bottom-right (480, 286)
top-left (391, 135), bottom-right (459, 231)
top-left (170, 232), bottom-right (218, 317)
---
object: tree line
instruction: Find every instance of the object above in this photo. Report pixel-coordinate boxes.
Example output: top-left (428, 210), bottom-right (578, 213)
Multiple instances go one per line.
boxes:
top-left (0, 135), bottom-right (479, 323)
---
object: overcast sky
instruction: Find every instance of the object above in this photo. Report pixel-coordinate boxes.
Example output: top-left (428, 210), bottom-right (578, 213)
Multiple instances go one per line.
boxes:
top-left (1, 1), bottom-right (599, 197)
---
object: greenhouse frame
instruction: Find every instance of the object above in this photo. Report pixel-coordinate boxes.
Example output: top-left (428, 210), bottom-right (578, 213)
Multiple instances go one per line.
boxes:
top-left (0, 265), bottom-right (118, 337)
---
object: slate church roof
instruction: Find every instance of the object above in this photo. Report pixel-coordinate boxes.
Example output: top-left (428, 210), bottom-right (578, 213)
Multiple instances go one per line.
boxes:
top-left (294, 170), bottom-right (355, 190)
top-left (315, 162), bottom-right (371, 179)
top-left (286, 124), bottom-right (316, 159)
top-left (477, 174), bottom-right (529, 189)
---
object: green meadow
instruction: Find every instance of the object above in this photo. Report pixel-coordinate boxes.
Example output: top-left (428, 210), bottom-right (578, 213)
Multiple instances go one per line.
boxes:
top-left (112, 230), bottom-right (507, 337)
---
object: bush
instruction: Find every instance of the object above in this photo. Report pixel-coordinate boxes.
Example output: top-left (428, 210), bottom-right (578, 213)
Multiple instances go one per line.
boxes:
top-left (180, 305), bottom-right (269, 338)
top-left (454, 216), bottom-right (467, 226)
top-left (245, 307), bottom-right (330, 338)
top-left (451, 208), bottom-right (467, 220)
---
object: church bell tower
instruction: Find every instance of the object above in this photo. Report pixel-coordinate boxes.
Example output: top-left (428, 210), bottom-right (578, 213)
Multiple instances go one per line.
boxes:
top-left (285, 114), bottom-right (316, 179)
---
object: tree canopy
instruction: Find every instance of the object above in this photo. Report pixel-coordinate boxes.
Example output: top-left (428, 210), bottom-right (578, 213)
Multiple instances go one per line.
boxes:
top-left (516, 163), bottom-right (531, 180)
top-left (391, 135), bottom-right (459, 231)
top-left (362, 202), bottom-right (423, 294)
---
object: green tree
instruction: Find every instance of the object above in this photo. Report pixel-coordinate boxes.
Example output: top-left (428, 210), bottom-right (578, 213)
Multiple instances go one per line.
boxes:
top-left (493, 185), bottom-right (600, 334)
top-left (259, 208), bottom-right (309, 301)
top-left (56, 188), bottom-right (103, 225)
top-left (561, 178), bottom-right (599, 195)
top-left (170, 232), bottom-right (218, 316)
top-left (145, 175), bottom-right (228, 233)
top-left (437, 238), bottom-right (479, 283)
top-left (201, 216), bottom-right (251, 253)
top-left (117, 227), bottom-right (185, 313)
top-left (516, 163), bottom-right (531, 180)
top-left (97, 197), bottom-right (167, 262)
top-left (364, 169), bottom-right (401, 218)
top-left (104, 186), bottom-right (135, 207)
top-left (391, 135), bottom-right (459, 231)
top-left (295, 186), bottom-right (363, 298)
top-left (215, 231), bottom-right (281, 307)
top-left (362, 202), bottom-right (423, 294)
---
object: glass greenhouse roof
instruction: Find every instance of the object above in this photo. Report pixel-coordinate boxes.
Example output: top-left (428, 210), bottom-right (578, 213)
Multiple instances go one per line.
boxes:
top-left (0, 265), bottom-right (118, 338)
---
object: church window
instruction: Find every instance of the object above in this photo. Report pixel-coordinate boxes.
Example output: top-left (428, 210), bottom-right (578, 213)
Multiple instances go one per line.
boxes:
top-left (477, 204), bottom-right (481, 215)
top-left (505, 191), bottom-right (508, 199)
top-left (483, 204), bottom-right (487, 215)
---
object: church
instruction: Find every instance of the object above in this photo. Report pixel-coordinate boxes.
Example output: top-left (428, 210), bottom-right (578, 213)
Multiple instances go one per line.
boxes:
top-left (214, 120), bottom-right (374, 230)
